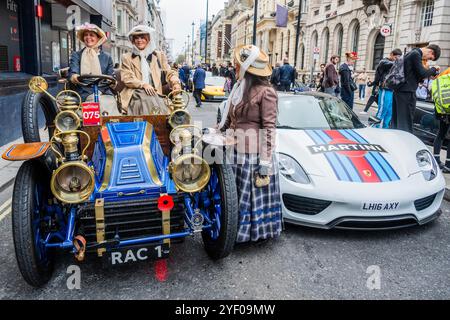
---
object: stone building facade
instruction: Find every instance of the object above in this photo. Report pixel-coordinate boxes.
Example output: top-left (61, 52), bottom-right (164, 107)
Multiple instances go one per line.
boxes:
top-left (208, 0), bottom-right (449, 75)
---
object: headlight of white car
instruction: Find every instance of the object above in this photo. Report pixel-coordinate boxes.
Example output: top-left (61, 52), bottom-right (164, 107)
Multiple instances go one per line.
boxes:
top-left (416, 150), bottom-right (438, 181)
top-left (277, 153), bottom-right (310, 184)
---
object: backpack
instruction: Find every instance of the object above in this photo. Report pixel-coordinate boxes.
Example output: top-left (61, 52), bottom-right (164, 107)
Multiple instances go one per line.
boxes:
top-left (384, 56), bottom-right (406, 90)
top-left (432, 74), bottom-right (450, 114)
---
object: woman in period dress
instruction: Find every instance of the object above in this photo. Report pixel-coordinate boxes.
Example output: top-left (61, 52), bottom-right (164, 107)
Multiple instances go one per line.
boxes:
top-left (219, 44), bottom-right (282, 243)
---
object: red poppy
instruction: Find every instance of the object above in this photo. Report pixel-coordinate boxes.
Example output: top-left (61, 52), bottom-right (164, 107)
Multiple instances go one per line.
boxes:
top-left (158, 195), bottom-right (174, 211)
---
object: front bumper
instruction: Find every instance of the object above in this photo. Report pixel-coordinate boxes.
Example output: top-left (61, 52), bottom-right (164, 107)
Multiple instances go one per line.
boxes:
top-left (280, 171), bottom-right (445, 230)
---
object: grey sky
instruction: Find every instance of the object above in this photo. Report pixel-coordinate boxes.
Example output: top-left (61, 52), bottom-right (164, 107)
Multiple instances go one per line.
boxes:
top-left (159, 0), bottom-right (226, 58)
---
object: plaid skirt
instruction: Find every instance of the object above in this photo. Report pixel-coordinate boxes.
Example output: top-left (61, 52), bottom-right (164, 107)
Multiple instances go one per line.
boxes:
top-left (231, 152), bottom-right (282, 243)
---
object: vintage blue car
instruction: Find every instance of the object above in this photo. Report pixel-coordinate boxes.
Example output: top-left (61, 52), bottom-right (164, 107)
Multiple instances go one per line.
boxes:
top-left (2, 75), bottom-right (238, 287)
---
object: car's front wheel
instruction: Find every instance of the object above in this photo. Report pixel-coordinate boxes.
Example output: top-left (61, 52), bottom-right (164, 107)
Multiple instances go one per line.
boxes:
top-left (12, 161), bottom-right (54, 287)
top-left (202, 164), bottom-right (238, 260)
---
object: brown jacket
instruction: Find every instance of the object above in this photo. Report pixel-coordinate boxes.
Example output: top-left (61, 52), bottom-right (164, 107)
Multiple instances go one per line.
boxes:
top-left (223, 85), bottom-right (278, 162)
top-left (120, 50), bottom-right (180, 112)
top-left (323, 63), bottom-right (339, 88)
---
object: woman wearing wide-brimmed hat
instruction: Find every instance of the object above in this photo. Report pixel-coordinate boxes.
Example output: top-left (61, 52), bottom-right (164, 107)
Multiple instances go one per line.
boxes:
top-left (68, 23), bottom-right (119, 115)
top-left (339, 51), bottom-right (358, 109)
top-left (120, 25), bottom-right (182, 115)
top-left (219, 44), bottom-right (282, 243)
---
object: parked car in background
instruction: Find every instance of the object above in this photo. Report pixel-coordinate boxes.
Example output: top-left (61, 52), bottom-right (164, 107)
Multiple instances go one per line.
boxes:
top-left (202, 75), bottom-right (226, 102)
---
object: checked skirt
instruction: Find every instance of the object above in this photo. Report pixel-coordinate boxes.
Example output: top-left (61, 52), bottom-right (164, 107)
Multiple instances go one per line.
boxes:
top-left (231, 152), bottom-right (282, 243)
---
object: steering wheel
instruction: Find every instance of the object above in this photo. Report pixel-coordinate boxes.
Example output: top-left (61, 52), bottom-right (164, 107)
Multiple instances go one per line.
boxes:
top-left (77, 74), bottom-right (117, 89)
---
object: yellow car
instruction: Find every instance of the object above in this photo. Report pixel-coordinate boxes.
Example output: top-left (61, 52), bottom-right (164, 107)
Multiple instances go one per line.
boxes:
top-left (201, 76), bottom-right (227, 102)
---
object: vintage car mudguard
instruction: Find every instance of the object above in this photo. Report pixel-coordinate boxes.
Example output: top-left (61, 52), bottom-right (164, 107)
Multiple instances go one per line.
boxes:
top-left (2, 142), bottom-right (51, 161)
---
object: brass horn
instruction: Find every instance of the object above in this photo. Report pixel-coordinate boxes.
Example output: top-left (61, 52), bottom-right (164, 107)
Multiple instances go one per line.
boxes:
top-left (50, 161), bottom-right (95, 204)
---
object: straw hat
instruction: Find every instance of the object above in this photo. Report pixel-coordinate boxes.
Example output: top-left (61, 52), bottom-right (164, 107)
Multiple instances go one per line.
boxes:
top-left (76, 23), bottom-right (107, 44)
top-left (128, 25), bottom-right (156, 42)
top-left (234, 44), bottom-right (272, 77)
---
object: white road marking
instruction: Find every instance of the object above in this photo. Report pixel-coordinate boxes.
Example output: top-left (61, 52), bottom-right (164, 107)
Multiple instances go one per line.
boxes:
top-left (0, 198), bottom-right (12, 213)
top-left (0, 198), bottom-right (12, 222)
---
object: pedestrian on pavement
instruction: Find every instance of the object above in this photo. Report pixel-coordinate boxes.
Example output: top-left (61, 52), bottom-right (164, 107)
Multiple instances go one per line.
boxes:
top-left (182, 64), bottom-right (191, 91)
top-left (270, 62), bottom-right (281, 90)
top-left (68, 23), bottom-right (119, 115)
top-left (339, 52), bottom-right (358, 109)
top-left (223, 74), bottom-right (232, 96)
top-left (120, 25), bottom-right (181, 115)
top-left (226, 66), bottom-right (237, 90)
top-left (370, 49), bottom-right (403, 127)
top-left (219, 44), bottom-right (282, 243)
top-left (317, 63), bottom-right (326, 92)
top-left (279, 57), bottom-right (295, 92)
top-left (193, 64), bottom-right (206, 108)
top-left (356, 68), bottom-right (368, 100)
top-left (433, 70), bottom-right (450, 172)
top-left (219, 63), bottom-right (227, 77)
top-left (392, 44), bottom-right (441, 132)
top-left (323, 55), bottom-right (340, 96)
top-left (212, 63), bottom-right (219, 76)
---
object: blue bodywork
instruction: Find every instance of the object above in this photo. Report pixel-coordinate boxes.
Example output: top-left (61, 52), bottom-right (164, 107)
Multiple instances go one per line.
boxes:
top-left (36, 120), bottom-right (222, 254)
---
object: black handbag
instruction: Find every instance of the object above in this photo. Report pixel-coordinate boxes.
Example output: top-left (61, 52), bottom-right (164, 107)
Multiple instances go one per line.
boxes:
top-left (350, 80), bottom-right (358, 92)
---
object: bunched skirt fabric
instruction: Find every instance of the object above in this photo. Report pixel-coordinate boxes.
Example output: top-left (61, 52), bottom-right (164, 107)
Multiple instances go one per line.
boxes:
top-left (231, 151), bottom-right (282, 243)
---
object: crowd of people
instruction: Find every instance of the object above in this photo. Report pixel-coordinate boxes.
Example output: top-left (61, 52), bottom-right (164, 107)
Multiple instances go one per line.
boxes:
top-left (67, 22), bottom-right (447, 243)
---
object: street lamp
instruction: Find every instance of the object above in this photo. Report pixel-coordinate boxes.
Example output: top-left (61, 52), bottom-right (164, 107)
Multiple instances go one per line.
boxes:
top-left (192, 21), bottom-right (195, 66)
top-left (294, 0), bottom-right (304, 69)
top-left (187, 35), bottom-right (190, 66)
top-left (205, 0), bottom-right (209, 64)
top-left (253, 0), bottom-right (258, 45)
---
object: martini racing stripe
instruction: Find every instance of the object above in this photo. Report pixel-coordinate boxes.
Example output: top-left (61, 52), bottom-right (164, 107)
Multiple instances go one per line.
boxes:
top-left (306, 130), bottom-right (352, 182)
top-left (313, 130), bottom-right (363, 182)
top-left (323, 130), bottom-right (381, 183)
top-left (345, 129), bottom-right (400, 181)
top-left (338, 130), bottom-right (391, 182)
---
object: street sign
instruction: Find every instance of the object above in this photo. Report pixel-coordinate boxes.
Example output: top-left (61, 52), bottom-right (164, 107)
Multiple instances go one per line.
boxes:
top-left (313, 47), bottom-right (320, 54)
top-left (380, 24), bottom-right (392, 37)
top-left (313, 53), bottom-right (320, 60)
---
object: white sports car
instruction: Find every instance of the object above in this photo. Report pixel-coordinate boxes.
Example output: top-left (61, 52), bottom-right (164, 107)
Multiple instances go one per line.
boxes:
top-left (276, 93), bottom-right (445, 230)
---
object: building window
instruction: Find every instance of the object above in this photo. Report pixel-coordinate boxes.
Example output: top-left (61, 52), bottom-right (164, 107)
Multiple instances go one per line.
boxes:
top-left (338, 0), bottom-right (345, 6)
top-left (314, 10), bottom-right (319, 16)
top-left (323, 28), bottom-right (329, 64)
top-left (351, 21), bottom-right (360, 68)
top-left (117, 10), bottom-right (122, 35)
top-left (421, 0), bottom-right (434, 27)
top-left (325, 5), bottom-right (331, 11)
top-left (372, 32), bottom-right (385, 70)
top-left (337, 26), bottom-right (343, 60)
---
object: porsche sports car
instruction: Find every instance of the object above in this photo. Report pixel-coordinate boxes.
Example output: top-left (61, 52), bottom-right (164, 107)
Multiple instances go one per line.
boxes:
top-left (277, 92), bottom-right (445, 230)
top-left (202, 75), bottom-right (226, 102)
top-left (2, 75), bottom-right (238, 287)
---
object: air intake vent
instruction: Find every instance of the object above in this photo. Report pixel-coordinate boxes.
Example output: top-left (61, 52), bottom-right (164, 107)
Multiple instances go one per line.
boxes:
top-left (414, 193), bottom-right (437, 211)
top-left (282, 194), bottom-right (332, 215)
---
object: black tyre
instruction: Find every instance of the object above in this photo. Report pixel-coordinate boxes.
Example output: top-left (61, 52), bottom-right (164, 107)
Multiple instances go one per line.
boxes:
top-left (22, 91), bottom-right (58, 143)
top-left (12, 161), bottom-right (54, 287)
top-left (202, 164), bottom-right (238, 260)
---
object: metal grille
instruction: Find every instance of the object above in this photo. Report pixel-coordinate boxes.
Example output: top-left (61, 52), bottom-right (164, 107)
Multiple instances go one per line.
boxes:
top-left (282, 194), bottom-right (332, 215)
top-left (414, 193), bottom-right (437, 211)
top-left (78, 196), bottom-right (186, 248)
top-left (0, 46), bottom-right (8, 72)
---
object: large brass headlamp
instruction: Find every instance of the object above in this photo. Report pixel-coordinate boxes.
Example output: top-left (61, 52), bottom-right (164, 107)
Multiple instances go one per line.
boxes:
top-left (170, 154), bottom-right (211, 193)
top-left (51, 161), bottom-right (95, 204)
top-left (55, 110), bottom-right (81, 133)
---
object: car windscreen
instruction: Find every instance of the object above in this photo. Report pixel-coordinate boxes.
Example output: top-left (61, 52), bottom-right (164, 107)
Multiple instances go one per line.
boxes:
top-left (205, 76), bottom-right (225, 87)
top-left (277, 95), bottom-right (365, 130)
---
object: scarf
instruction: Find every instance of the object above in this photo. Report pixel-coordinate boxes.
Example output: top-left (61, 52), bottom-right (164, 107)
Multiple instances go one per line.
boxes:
top-left (80, 36), bottom-right (105, 75)
top-left (132, 43), bottom-right (154, 85)
top-left (219, 46), bottom-right (261, 129)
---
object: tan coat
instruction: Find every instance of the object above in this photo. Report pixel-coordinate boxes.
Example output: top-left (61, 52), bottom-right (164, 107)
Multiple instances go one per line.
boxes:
top-left (120, 50), bottom-right (180, 112)
top-left (223, 85), bottom-right (278, 162)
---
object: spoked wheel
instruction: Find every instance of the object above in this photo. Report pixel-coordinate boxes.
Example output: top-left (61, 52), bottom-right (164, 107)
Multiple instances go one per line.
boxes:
top-left (12, 161), bottom-right (54, 287)
top-left (201, 164), bottom-right (238, 260)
